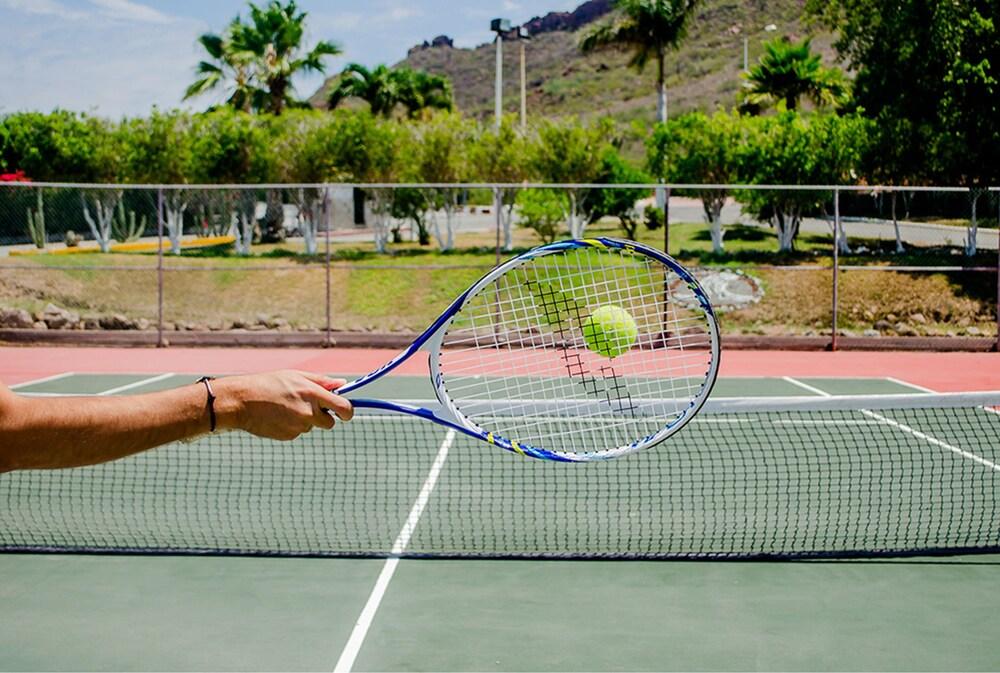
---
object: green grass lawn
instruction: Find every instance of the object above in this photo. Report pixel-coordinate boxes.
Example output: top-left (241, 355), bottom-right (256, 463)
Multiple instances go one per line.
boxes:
top-left (1, 218), bottom-right (996, 337)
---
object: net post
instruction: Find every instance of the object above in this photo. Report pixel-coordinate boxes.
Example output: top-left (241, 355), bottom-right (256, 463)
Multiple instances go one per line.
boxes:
top-left (831, 187), bottom-right (840, 351)
top-left (325, 184), bottom-right (333, 348)
top-left (995, 193), bottom-right (999, 352)
top-left (156, 187), bottom-right (165, 348)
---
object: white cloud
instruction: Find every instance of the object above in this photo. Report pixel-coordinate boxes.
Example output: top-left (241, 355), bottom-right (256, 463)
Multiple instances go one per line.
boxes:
top-left (502, 0), bottom-right (522, 11)
top-left (379, 5), bottom-right (420, 22)
top-left (87, 0), bottom-right (174, 24)
top-left (0, 0), bottom-right (87, 20)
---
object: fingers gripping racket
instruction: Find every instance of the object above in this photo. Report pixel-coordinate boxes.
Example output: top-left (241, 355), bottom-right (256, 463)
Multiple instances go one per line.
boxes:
top-left (337, 238), bottom-right (720, 462)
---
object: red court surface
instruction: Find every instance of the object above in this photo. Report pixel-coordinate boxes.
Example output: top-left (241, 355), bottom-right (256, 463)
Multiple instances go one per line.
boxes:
top-left (1, 346), bottom-right (997, 392)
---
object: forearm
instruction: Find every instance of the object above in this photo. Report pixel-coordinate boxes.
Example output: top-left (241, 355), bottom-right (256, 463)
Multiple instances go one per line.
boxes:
top-left (0, 382), bottom-right (233, 472)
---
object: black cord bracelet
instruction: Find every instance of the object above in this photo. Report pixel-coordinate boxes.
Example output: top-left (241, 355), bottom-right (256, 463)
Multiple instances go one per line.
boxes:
top-left (196, 376), bottom-right (217, 433)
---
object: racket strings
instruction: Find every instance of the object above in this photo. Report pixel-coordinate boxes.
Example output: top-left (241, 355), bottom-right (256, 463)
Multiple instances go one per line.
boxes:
top-left (438, 245), bottom-right (714, 455)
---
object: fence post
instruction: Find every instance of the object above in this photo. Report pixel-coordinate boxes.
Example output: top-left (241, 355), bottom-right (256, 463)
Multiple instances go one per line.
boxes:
top-left (663, 186), bottom-right (671, 254)
top-left (325, 185), bottom-right (333, 348)
top-left (156, 187), bottom-right (165, 348)
top-left (494, 186), bottom-right (502, 266)
top-left (995, 193), bottom-right (999, 352)
top-left (831, 188), bottom-right (840, 351)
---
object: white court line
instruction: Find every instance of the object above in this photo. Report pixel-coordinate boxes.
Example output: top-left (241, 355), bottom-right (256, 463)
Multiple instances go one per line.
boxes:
top-left (885, 377), bottom-right (937, 393)
top-left (97, 373), bottom-right (176, 396)
top-left (783, 376), bottom-right (1000, 472)
top-left (8, 372), bottom-right (76, 390)
top-left (781, 376), bottom-right (832, 397)
top-left (333, 429), bottom-right (456, 673)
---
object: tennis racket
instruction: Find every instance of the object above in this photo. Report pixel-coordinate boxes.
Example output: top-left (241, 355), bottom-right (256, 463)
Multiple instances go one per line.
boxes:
top-left (337, 237), bottom-right (719, 462)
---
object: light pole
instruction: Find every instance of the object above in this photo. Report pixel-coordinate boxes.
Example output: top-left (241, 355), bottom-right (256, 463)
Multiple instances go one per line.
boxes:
top-left (490, 18), bottom-right (511, 129)
top-left (517, 26), bottom-right (530, 130)
top-left (490, 18), bottom-right (511, 263)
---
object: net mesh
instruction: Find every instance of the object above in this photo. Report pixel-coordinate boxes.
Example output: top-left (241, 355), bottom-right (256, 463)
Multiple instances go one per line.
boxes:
top-left (438, 244), bottom-right (716, 457)
top-left (2, 393), bottom-right (999, 559)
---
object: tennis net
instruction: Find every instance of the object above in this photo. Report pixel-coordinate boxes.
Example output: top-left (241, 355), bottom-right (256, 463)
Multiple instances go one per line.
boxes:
top-left (2, 392), bottom-right (999, 559)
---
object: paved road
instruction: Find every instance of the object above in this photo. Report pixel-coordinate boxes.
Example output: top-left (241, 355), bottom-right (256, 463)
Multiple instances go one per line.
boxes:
top-left (328, 197), bottom-right (999, 251)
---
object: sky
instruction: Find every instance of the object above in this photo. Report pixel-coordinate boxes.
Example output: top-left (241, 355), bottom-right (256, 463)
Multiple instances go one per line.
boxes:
top-left (0, 0), bottom-right (578, 117)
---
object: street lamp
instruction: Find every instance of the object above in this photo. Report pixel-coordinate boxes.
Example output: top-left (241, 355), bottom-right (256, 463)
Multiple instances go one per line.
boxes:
top-left (516, 26), bottom-right (531, 130)
top-left (490, 18), bottom-right (511, 129)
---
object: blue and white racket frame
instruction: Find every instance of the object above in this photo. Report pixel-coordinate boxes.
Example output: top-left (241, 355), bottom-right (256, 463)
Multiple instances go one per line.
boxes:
top-left (336, 237), bottom-right (721, 462)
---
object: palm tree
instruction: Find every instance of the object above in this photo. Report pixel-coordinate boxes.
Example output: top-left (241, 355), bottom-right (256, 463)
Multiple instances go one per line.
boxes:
top-left (234, 1), bottom-right (341, 115)
top-left (739, 37), bottom-right (847, 114)
top-left (327, 64), bottom-right (404, 116)
top-left (398, 70), bottom-right (454, 118)
top-left (185, 1), bottom-right (340, 115)
top-left (183, 19), bottom-right (261, 112)
top-left (328, 65), bottom-right (453, 118)
top-left (580, 0), bottom-right (701, 124)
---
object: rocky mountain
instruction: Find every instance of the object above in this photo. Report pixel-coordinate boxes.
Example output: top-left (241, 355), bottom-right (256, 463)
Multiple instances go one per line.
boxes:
top-left (310, 0), bottom-right (836, 126)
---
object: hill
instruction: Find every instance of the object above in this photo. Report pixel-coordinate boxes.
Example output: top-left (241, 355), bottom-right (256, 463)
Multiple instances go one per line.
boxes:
top-left (309, 0), bottom-right (838, 125)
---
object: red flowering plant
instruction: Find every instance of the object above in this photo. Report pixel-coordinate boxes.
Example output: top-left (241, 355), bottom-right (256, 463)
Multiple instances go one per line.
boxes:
top-left (0, 170), bottom-right (30, 182)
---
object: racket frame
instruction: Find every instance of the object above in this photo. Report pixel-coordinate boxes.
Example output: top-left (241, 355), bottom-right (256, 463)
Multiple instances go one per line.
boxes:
top-left (338, 237), bottom-right (720, 462)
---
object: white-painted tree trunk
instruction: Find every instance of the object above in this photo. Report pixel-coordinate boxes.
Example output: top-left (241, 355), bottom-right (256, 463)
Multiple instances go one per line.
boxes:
top-left (965, 190), bottom-right (980, 256)
top-left (80, 192), bottom-right (119, 253)
top-left (891, 191), bottom-right (905, 254)
top-left (774, 210), bottom-right (800, 252)
top-left (702, 198), bottom-right (725, 253)
top-left (164, 194), bottom-right (187, 255)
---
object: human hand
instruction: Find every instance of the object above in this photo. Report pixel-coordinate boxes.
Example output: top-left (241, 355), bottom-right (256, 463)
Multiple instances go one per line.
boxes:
top-left (214, 370), bottom-right (353, 441)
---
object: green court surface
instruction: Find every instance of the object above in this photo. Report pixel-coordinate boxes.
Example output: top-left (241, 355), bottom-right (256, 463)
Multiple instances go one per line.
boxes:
top-left (2, 373), bottom-right (1000, 671)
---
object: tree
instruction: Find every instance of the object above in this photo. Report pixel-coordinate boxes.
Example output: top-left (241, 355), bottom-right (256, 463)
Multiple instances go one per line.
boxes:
top-left (580, 0), bottom-right (701, 124)
top-left (407, 112), bottom-right (473, 250)
top-left (516, 189), bottom-right (566, 244)
top-left (185, 1), bottom-right (340, 115)
top-left (183, 21), bottom-right (260, 112)
top-left (584, 151), bottom-right (649, 239)
top-left (647, 111), bottom-right (744, 252)
top-left (327, 64), bottom-right (453, 118)
top-left (808, 0), bottom-right (999, 254)
top-left (122, 111), bottom-right (193, 254)
top-left (321, 112), bottom-right (406, 252)
top-left (270, 111), bottom-right (337, 254)
top-left (188, 109), bottom-right (271, 254)
top-left (739, 37), bottom-right (848, 114)
top-left (531, 118), bottom-right (618, 238)
top-left (737, 110), bottom-right (866, 252)
top-left (397, 70), bottom-right (454, 119)
top-left (234, 1), bottom-right (341, 115)
top-left (467, 116), bottom-right (532, 251)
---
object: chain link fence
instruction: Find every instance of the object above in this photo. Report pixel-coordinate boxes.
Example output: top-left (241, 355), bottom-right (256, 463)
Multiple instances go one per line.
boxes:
top-left (0, 182), bottom-right (997, 349)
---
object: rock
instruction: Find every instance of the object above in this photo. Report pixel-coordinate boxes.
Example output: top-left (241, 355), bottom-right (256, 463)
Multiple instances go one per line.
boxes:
top-left (232, 319), bottom-right (247, 329)
top-left (967, 326), bottom-right (982, 336)
top-left (894, 322), bottom-right (917, 337)
top-left (41, 303), bottom-right (79, 330)
top-left (886, 313), bottom-right (898, 322)
top-left (862, 329), bottom-right (880, 337)
top-left (248, 324), bottom-right (268, 331)
top-left (136, 318), bottom-right (151, 331)
top-left (0, 308), bottom-right (34, 328)
top-left (873, 320), bottom-right (893, 332)
top-left (255, 313), bottom-right (271, 326)
top-left (957, 317), bottom-right (971, 327)
top-left (100, 314), bottom-right (136, 330)
top-left (838, 329), bottom-right (857, 338)
top-left (271, 318), bottom-right (290, 330)
top-left (32, 321), bottom-right (48, 330)
top-left (162, 321), bottom-right (176, 332)
top-left (82, 315), bottom-right (101, 330)
top-left (909, 313), bottom-right (927, 325)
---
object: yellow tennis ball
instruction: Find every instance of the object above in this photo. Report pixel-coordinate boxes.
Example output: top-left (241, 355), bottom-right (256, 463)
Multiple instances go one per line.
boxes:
top-left (582, 305), bottom-right (638, 358)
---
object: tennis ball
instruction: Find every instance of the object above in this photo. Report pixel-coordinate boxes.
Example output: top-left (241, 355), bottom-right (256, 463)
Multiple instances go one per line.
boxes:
top-left (581, 305), bottom-right (638, 358)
